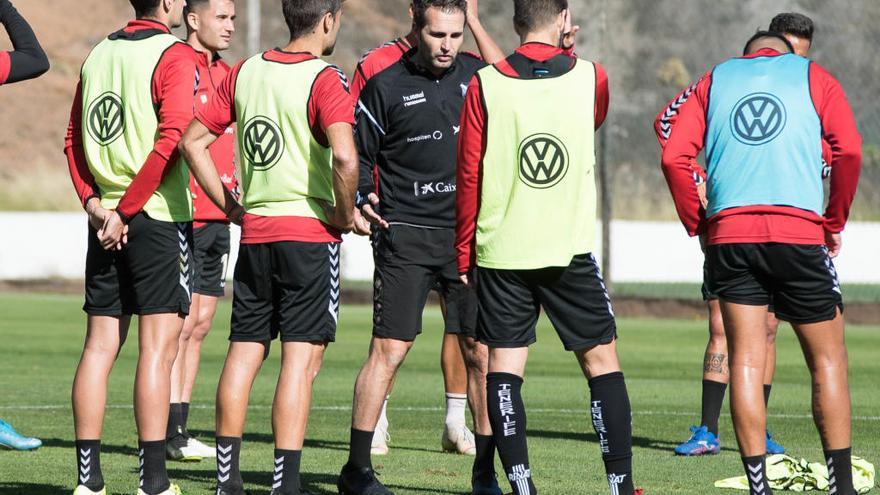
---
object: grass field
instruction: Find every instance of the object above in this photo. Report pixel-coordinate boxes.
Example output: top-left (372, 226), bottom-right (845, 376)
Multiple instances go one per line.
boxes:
top-left (0, 293), bottom-right (877, 495)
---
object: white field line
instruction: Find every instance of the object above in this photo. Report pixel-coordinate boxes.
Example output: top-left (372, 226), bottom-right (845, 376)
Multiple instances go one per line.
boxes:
top-left (1, 404), bottom-right (878, 421)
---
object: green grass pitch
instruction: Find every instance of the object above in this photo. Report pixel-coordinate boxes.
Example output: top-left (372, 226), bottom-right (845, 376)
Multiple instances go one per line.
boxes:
top-left (0, 293), bottom-right (877, 494)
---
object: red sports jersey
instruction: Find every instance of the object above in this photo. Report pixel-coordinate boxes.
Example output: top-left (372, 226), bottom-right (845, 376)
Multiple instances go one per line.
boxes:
top-left (455, 42), bottom-right (610, 274)
top-left (350, 34), bottom-right (416, 102)
top-left (0, 51), bottom-right (9, 85)
top-left (197, 49), bottom-right (355, 244)
top-left (64, 19), bottom-right (198, 220)
top-left (190, 51), bottom-right (237, 226)
top-left (660, 48), bottom-right (862, 245)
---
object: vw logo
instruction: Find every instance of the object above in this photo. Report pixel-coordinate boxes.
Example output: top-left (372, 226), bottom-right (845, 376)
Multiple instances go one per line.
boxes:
top-left (242, 116), bottom-right (284, 171)
top-left (731, 92), bottom-right (786, 146)
top-left (518, 133), bottom-right (569, 189)
top-left (86, 92), bottom-right (125, 146)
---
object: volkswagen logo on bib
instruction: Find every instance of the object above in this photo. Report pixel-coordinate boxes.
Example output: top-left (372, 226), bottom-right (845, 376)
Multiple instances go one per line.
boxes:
top-left (731, 92), bottom-right (786, 146)
top-left (87, 92), bottom-right (125, 146)
top-left (518, 133), bottom-right (569, 189)
top-left (242, 116), bottom-right (284, 171)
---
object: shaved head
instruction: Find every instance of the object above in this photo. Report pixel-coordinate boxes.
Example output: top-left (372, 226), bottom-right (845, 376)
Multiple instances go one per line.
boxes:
top-left (743, 31), bottom-right (793, 55)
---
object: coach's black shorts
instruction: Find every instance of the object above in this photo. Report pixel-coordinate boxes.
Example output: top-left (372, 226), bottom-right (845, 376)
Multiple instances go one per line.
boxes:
top-left (372, 225), bottom-right (477, 341)
top-left (231, 241), bottom-right (340, 343)
top-left (193, 222), bottom-right (231, 297)
top-left (84, 214), bottom-right (193, 316)
top-left (476, 253), bottom-right (617, 351)
top-left (706, 243), bottom-right (843, 324)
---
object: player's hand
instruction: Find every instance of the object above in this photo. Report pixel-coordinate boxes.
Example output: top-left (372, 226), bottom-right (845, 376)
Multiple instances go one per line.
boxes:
top-left (226, 203), bottom-right (244, 226)
top-left (697, 182), bottom-right (709, 209)
top-left (460, 273), bottom-right (470, 287)
top-left (361, 193), bottom-right (389, 230)
top-left (98, 211), bottom-right (126, 251)
top-left (353, 208), bottom-right (372, 236)
top-left (561, 9), bottom-right (579, 50)
top-left (318, 200), bottom-right (355, 233)
top-left (825, 231), bottom-right (842, 258)
top-left (85, 200), bottom-right (110, 231)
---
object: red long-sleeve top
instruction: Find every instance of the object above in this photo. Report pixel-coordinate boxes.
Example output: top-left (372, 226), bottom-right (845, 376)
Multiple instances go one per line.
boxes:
top-left (64, 19), bottom-right (198, 221)
top-left (350, 34), bottom-right (416, 102)
top-left (660, 48), bottom-right (861, 245)
top-left (455, 42), bottom-right (609, 274)
top-left (190, 50), bottom-right (237, 226)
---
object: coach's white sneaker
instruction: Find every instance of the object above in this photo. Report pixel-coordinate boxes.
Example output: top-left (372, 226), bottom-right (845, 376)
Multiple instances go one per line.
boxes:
top-left (185, 436), bottom-right (215, 458)
top-left (442, 423), bottom-right (476, 455)
top-left (73, 486), bottom-right (106, 495)
top-left (371, 413), bottom-right (390, 455)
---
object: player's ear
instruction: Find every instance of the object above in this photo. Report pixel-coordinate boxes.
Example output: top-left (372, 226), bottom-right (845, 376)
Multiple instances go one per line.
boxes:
top-left (322, 10), bottom-right (335, 35)
top-left (186, 11), bottom-right (199, 31)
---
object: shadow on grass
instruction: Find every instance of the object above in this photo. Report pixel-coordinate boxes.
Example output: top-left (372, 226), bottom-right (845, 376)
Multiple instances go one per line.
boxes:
top-left (167, 468), bottom-right (341, 495)
top-left (528, 429), bottom-right (684, 453)
top-left (189, 429), bottom-right (351, 452)
top-left (0, 482), bottom-right (68, 495)
top-left (40, 437), bottom-right (139, 456)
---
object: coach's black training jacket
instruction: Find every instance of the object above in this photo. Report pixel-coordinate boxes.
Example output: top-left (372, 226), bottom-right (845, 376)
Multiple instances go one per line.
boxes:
top-left (355, 48), bottom-right (485, 229)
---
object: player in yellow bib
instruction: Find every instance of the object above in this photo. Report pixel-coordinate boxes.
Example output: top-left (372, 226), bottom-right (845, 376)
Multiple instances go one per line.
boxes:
top-left (180, 1), bottom-right (360, 493)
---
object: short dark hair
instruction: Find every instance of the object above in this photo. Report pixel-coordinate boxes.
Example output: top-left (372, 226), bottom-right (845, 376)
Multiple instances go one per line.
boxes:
top-left (184, 0), bottom-right (212, 16)
top-left (282, 0), bottom-right (343, 40)
top-left (513, 0), bottom-right (568, 33)
top-left (413, 0), bottom-right (467, 30)
top-left (769, 12), bottom-right (814, 41)
top-left (743, 30), bottom-right (794, 56)
top-left (130, 0), bottom-right (161, 18)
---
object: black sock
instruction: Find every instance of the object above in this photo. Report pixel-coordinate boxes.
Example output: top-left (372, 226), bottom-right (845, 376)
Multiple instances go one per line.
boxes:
top-left (216, 437), bottom-right (243, 490)
top-left (473, 433), bottom-right (496, 478)
top-left (347, 428), bottom-right (373, 470)
top-left (763, 385), bottom-right (772, 410)
top-left (487, 372), bottom-right (536, 495)
top-left (167, 403), bottom-right (184, 439)
top-left (139, 440), bottom-right (170, 495)
top-left (742, 455), bottom-right (772, 495)
top-left (825, 448), bottom-right (855, 495)
top-left (701, 379), bottom-right (727, 436)
top-left (589, 372), bottom-right (635, 495)
top-left (75, 439), bottom-right (104, 491)
top-left (273, 449), bottom-right (302, 494)
top-left (181, 402), bottom-right (191, 433)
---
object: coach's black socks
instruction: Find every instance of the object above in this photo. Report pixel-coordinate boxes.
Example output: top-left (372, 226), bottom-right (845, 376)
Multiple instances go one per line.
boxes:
top-left (181, 402), bottom-right (191, 433)
top-left (589, 372), bottom-right (635, 495)
top-left (742, 455), bottom-right (773, 495)
top-left (167, 403), bottom-right (185, 439)
top-left (763, 384), bottom-right (772, 409)
top-left (139, 440), bottom-right (170, 495)
top-left (347, 428), bottom-right (373, 470)
top-left (75, 439), bottom-right (104, 491)
top-left (825, 448), bottom-right (856, 495)
top-left (273, 448), bottom-right (302, 494)
top-left (487, 372), bottom-right (537, 495)
top-left (472, 433), bottom-right (496, 478)
top-left (701, 379), bottom-right (727, 436)
top-left (216, 436), bottom-right (243, 491)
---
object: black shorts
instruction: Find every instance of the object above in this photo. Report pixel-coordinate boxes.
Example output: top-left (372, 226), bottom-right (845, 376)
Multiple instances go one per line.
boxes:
top-left (230, 241), bottom-right (340, 343)
top-left (193, 222), bottom-right (231, 297)
top-left (372, 225), bottom-right (477, 341)
top-left (476, 253), bottom-right (617, 351)
top-left (706, 243), bottom-right (843, 324)
top-left (84, 214), bottom-right (193, 316)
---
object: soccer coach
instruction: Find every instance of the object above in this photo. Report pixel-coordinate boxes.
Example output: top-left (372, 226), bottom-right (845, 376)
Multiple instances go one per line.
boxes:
top-left (455, 2), bottom-right (640, 494)
top-left (662, 32), bottom-right (861, 495)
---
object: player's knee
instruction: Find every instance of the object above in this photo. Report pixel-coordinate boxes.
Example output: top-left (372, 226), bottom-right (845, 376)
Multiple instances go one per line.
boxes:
top-left (370, 340), bottom-right (410, 371)
top-left (709, 315), bottom-right (726, 342)
top-left (191, 319), bottom-right (212, 342)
